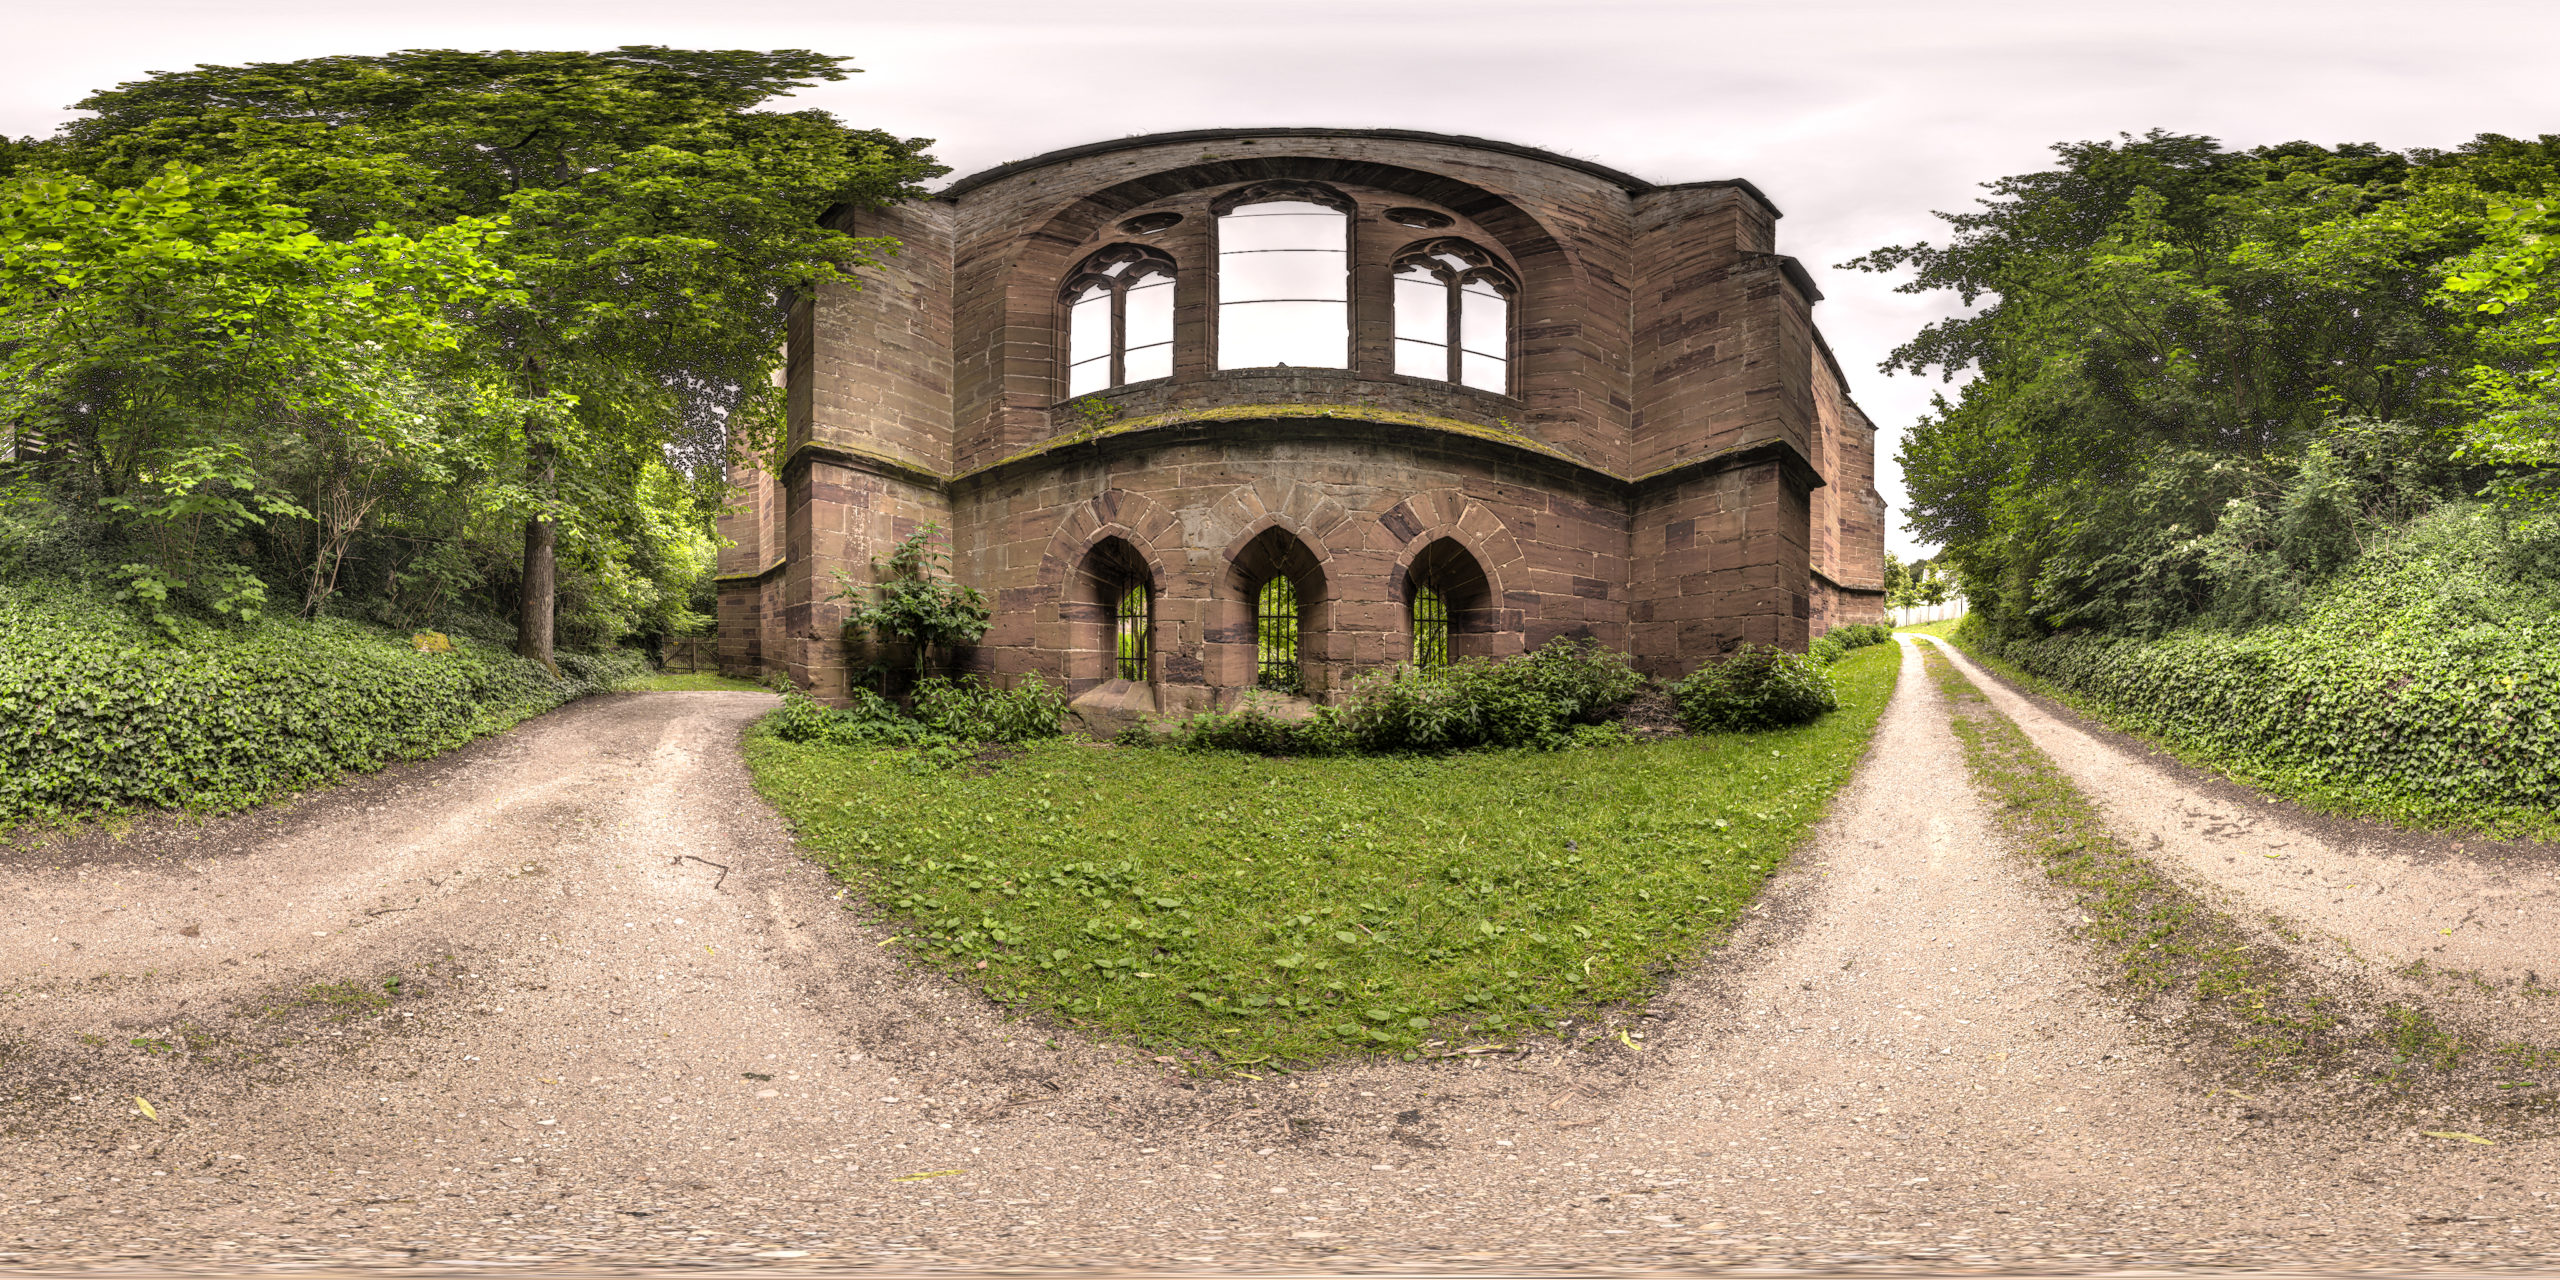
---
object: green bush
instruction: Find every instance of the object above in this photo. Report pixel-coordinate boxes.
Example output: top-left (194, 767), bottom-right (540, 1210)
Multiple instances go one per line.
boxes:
top-left (1810, 622), bottom-right (1894, 668)
top-left (1961, 503), bottom-right (2560, 832)
top-left (1333, 638), bottom-right (1643, 753)
top-left (1170, 639), bottom-right (1647, 756)
top-left (0, 579), bottom-right (643, 830)
top-left (1673, 644), bottom-right (1839, 731)
top-left (1173, 704), bottom-right (1348, 757)
top-left (1508, 636), bottom-right (1648, 719)
top-left (768, 689), bottom-right (947, 750)
top-left (913, 674), bottom-right (1069, 744)
top-left (768, 675), bottom-right (1069, 753)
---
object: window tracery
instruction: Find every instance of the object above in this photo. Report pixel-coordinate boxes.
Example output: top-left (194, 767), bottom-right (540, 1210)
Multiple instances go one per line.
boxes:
top-left (1214, 182), bottom-right (1354, 371)
top-left (1063, 244), bottom-right (1177, 396)
top-left (1392, 239), bottom-right (1515, 394)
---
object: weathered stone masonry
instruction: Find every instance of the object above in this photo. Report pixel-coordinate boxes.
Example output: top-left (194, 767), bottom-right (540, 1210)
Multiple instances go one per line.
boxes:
top-left (717, 128), bottom-right (1887, 712)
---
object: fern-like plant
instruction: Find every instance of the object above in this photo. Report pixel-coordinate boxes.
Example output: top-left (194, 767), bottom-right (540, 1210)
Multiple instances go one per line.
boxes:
top-left (833, 523), bottom-right (990, 680)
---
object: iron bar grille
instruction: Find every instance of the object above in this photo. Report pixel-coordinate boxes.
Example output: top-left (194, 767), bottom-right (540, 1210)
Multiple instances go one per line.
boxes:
top-left (1114, 582), bottom-right (1150, 681)
top-left (1411, 584), bottom-right (1450, 667)
top-left (1255, 575), bottom-right (1301, 691)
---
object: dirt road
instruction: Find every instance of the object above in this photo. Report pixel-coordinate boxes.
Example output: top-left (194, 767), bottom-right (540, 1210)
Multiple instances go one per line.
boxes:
top-left (3, 638), bottom-right (2554, 1272)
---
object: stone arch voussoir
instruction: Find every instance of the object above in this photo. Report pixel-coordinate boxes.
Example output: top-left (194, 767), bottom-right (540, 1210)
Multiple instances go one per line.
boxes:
top-left (1037, 488), bottom-right (1181, 595)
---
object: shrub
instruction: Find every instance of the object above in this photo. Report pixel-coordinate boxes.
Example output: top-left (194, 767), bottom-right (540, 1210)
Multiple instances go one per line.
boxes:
top-left (1807, 624), bottom-right (1892, 668)
top-left (913, 674), bottom-right (1069, 744)
top-left (767, 688), bottom-right (946, 750)
top-left (1831, 623), bottom-right (1894, 649)
top-left (768, 674), bottom-right (1068, 754)
top-left (0, 578), bottom-right (643, 830)
top-left (1171, 638), bottom-right (1648, 756)
top-left (1962, 503), bottom-right (2560, 831)
top-left (1333, 661), bottom-right (1569, 752)
top-left (1173, 702), bottom-right (1348, 757)
top-left (1336, 637), bottom-right (1645, 753)
top-left (1509, 637), bottom-right (1647, 720)
top-left (832, 524), bottom-right (990, 679)
top-left (1673, 644), bottom-right (1838, 732)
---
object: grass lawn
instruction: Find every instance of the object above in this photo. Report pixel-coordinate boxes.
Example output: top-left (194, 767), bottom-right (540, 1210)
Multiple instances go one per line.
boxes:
top-left (747, 641), bottom-right (1899, 1067)
top-left (619, 672), bottom-right (769, 692)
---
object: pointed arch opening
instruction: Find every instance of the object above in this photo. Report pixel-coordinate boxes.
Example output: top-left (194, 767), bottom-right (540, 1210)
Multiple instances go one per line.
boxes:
top-left (1392, 238), bottom-right (1516, 394)
top-left (1062, 244), bottom-right (1178, 396)
top-left (1071, 536), bottom-right (1156, 685)
top-left (1228, 525), bottom-right (1326, 693)
top-left (1404, 537), bottom-right (1494, 665)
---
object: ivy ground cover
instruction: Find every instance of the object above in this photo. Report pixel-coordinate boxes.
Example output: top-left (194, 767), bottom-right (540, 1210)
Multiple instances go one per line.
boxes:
top-left (0, 579), bottom-right (645, 833)
top-left (1961, 506), bottom-right (2560, 838)
top-left (747, 641), bottom-right (1897, 1066)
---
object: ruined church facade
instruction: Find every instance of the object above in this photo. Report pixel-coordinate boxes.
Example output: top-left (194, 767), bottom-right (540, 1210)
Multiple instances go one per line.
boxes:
top-left (718, 129), bottom-right (1887, 714)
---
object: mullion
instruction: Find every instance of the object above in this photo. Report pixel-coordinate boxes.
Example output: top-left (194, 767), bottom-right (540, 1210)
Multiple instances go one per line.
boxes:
top-left (1110, 278), bottom-right (1127, 389)
top-left (1444, 271), bottom-right (1464, 384)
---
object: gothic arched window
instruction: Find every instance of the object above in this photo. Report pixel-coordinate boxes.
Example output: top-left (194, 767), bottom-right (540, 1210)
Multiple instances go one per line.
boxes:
top-left (1392, 239), bottom-right (1515, 394)
top-left (1063, 244), bottom-right (1177, 396)
top-left (1215, 183), bottom-right (1353, 372)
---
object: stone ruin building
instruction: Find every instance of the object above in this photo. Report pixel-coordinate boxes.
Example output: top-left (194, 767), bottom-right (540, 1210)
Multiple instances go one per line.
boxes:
top-left (717, 128), bottom-right (1887, 719)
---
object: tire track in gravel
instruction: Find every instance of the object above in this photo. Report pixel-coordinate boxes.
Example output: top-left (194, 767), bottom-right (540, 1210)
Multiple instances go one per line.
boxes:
top-left (1929, 636), bottom-right (2560, 1053)
top-left (5, 655), bottom-right (2560, 1271)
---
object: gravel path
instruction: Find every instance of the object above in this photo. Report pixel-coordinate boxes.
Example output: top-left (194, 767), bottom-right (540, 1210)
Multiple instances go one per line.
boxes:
top-left (3, 642), bottom-right (2556, 1272)
top-left (1931, 638), bottom-right (2560, 1050)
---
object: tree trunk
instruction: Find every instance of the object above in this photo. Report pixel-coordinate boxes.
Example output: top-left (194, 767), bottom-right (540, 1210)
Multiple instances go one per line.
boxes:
top-left (518, 508), bottom-right (556, 672)
top-left (515, 357), bottom-right (558, 673)
top-left (518, 436), bottom-right (557, 673)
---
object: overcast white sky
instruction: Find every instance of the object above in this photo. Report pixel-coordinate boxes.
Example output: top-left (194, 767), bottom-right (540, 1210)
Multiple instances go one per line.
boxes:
top-left (11, 0), bottom-right (2556, 557)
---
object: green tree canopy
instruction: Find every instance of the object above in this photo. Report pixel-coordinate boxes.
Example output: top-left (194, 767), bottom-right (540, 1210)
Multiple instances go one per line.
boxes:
top-left (1851, 130), bottom-right (2560, 639)
top-left (0, 163), bottom-right (522, 628)
top-left (54, 46), bottom-right (943, 663)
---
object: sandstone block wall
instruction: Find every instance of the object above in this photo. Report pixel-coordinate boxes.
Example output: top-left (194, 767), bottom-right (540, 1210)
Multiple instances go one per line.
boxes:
top-left (718, 128), bottom-right (1888, 707)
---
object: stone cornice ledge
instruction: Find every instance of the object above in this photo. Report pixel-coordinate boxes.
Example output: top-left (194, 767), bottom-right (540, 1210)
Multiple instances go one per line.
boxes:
top-left (767, 406), bottom-right (1827, 498)
top-left (947, 404), bottom-right (1828, 496)
top-left (712, 557), bottom-right (788, 585)
top-left (1812, 566), bottom-right (1889, 596)
top-left (775, 441), bottom-right (949, 490)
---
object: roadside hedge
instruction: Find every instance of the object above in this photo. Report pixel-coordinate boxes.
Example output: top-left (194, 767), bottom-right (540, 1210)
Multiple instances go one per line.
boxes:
top-left (1962, 504), bottom-right (2560, 831)
top-left (1810, 622), bottom-right (1893, 667)
top-left (0, 580), bottom-right (645, 830)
